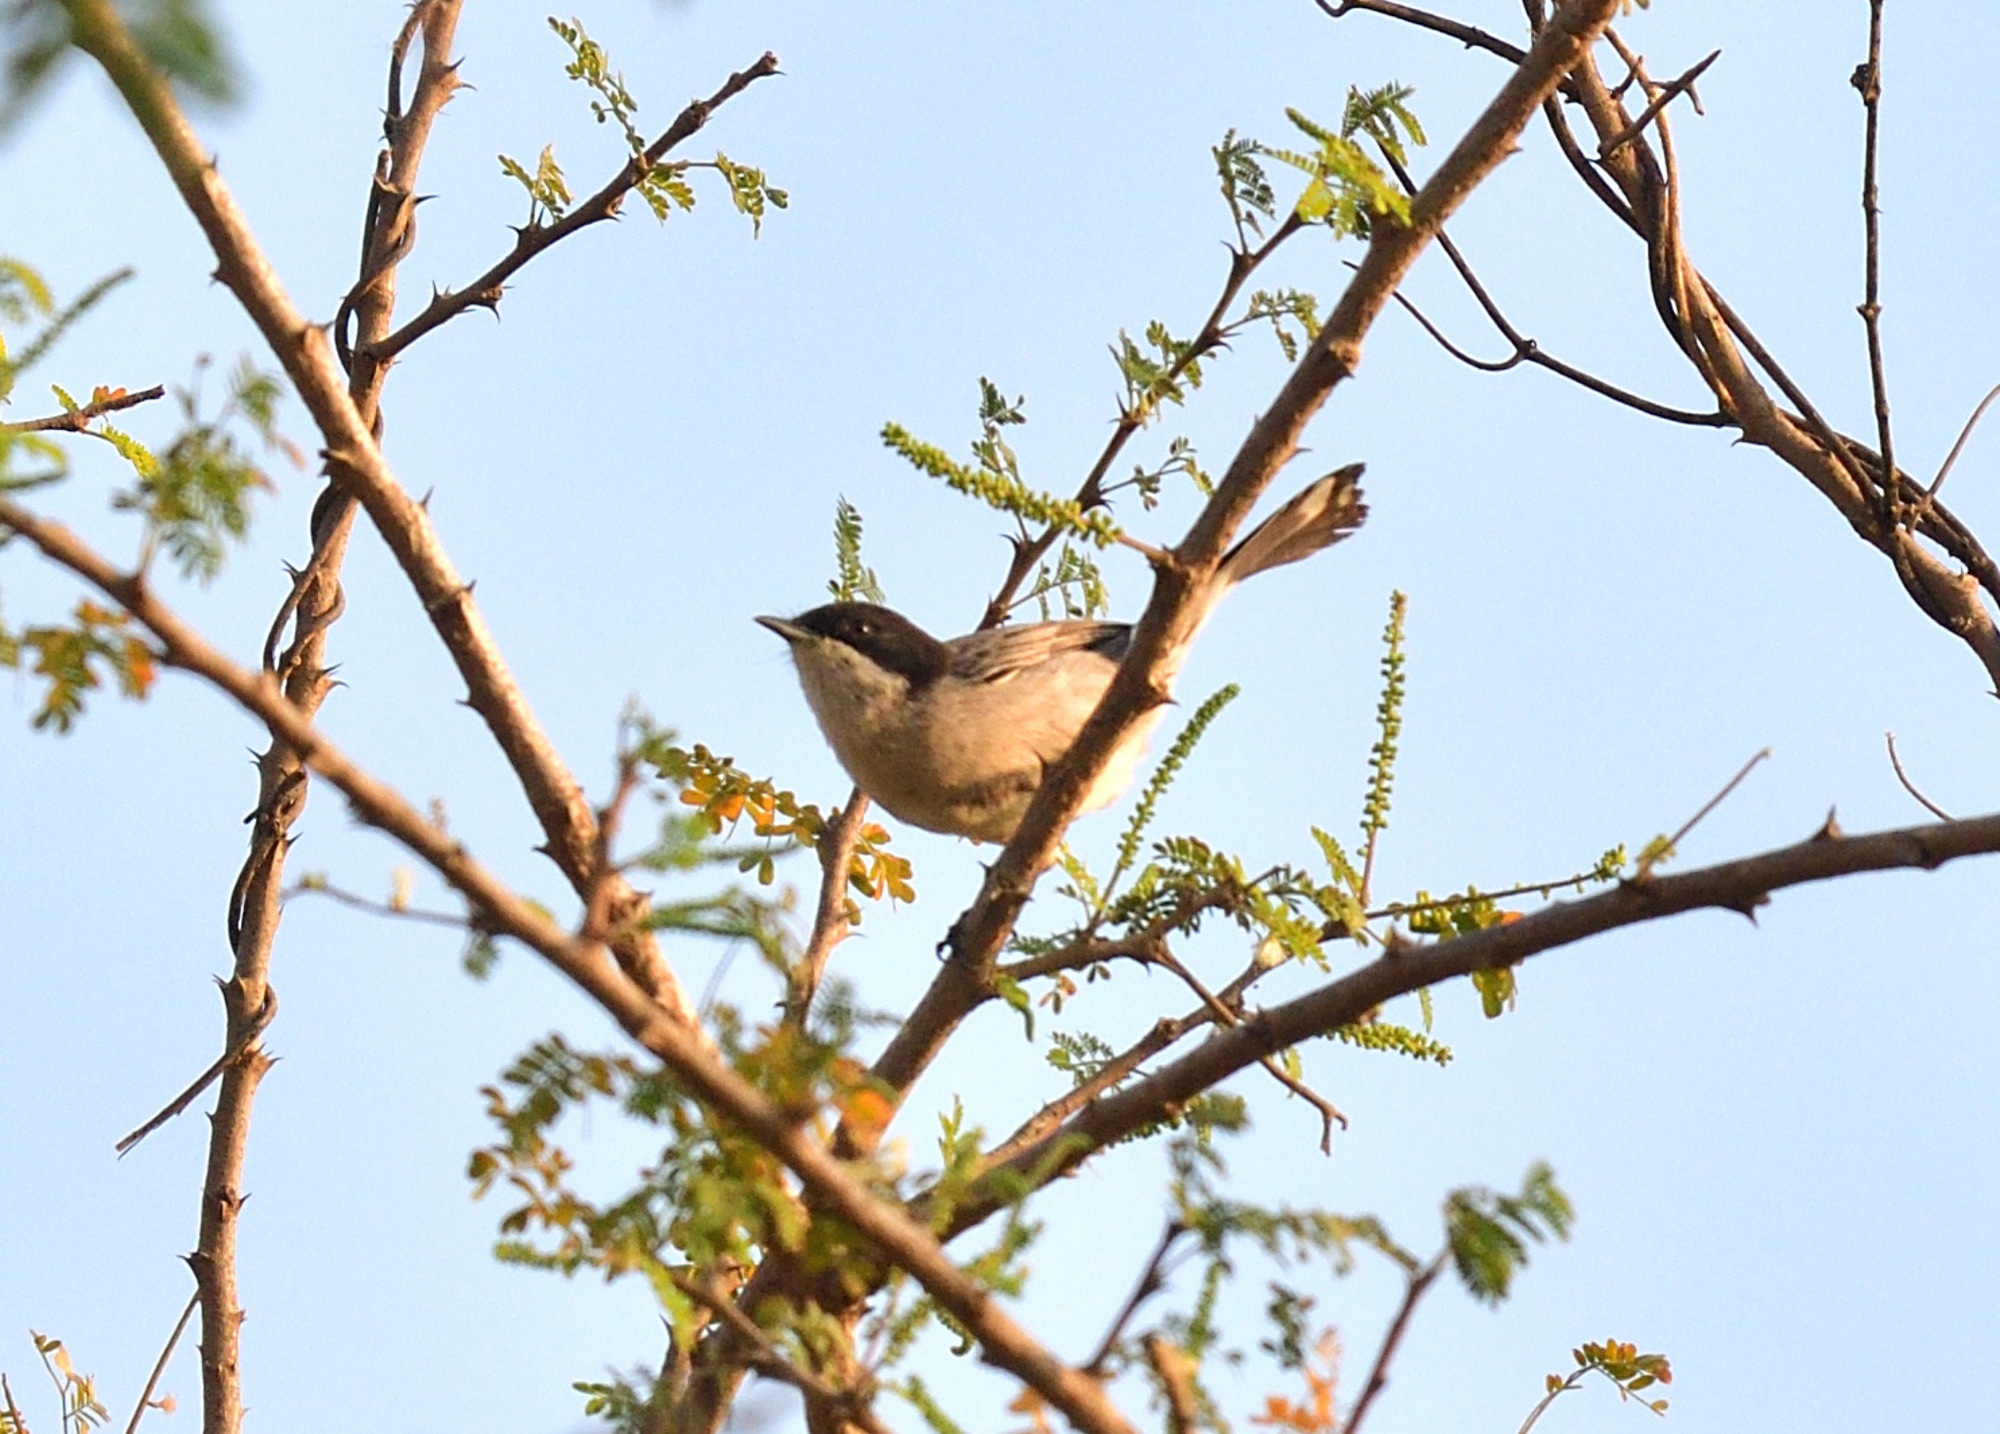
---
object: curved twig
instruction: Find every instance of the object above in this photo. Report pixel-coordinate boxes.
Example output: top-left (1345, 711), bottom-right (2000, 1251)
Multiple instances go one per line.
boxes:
top-left (1926, 379), bottom-right (2000, 502)
top-left (1885, 731), bottom-right (1953, 822)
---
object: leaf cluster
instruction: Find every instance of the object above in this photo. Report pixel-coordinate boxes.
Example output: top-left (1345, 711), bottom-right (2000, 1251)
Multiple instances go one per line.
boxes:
top-left (1444, 1161), bottom-right (1574, 1304)
top-left (105, 355), bottom-right (291, 582)
top-left (1268, 91), bottom-right (1423, 238)
top-left (1556, 1338), bottom-right (1672, 1412)
top-left (469, 1015), bottom-right (905, 1425)
top-left (0, 1332), bottom-right (115, 1434)
top-left (499, 18), bottom-right (787, 231)
top-left (0, 598), bottom-right (156, 734)
top-left (3, 263), bottom-right (289, 732)
top-left (828, 494), bottom-right (886, 604)
top-left (1101, 1132), bottom-right (1576, 1428)
top-left (882, 417), bottom-right (1120, 549)
top-left (651, 738), bottom-right (913, 912)
top-left (0, 263), bottom-right (133, 493)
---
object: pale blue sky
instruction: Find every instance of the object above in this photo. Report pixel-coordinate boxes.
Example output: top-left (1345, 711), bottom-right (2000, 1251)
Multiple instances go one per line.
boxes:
top-left (4, 3), bottom-right (1997, 1432)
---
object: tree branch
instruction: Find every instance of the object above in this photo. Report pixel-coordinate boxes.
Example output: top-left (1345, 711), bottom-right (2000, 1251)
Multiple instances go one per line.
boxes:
top-left (367, 51), bottom-right (782, 363)
top-left (1597, 48), bottom-right (1718, 157)
top-left (1343, 1254), bottom-right (1445, 1434)
top-left (946, 803), bottom-right (2000, 1238)
top-left (1362, 4), bottom-right (2000, 689)
top-left (1320, 0), bottom-right (1530, 68)
top-left (1853, 1), bottom-right (1896, 518)
top-left (59, 0), bottom-right (715, 1036)
top-left (2, 383), bottom-right (165, 432)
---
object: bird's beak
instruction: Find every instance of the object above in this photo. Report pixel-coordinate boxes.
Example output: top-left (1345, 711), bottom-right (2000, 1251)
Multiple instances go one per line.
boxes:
top-left (756, 615), bottom-right (809, 644)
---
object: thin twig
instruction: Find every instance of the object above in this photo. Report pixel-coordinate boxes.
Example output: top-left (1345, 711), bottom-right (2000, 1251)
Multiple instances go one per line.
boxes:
top-left (1321, 0), bottom-right (1531, 68)
top-left (1854, 0), bottom-right (1897, 517)
top-left (1381, 271), bottom-right (1726, 426)
top-left (582, 750), bottom-right (647, 943)
top-left (1344, 1254), bottom-right (1445, 1434)
top-left (283, 877), bottom-right (469, 930)
top-left (1083, 1222), bottom-right (1188, 1376)
top-left (114, 987), bottom-right (277, 1156)
top-left (123, 1290), bottom-right (198, 1434)
top-left (2, 384), bottom-right (166, 433)
top-left (1597, 49), bottom-right (1719, 156)
top-left (784, 786), bottom-right (871, 1029)
top-left (976, 212), bottom-right (1304, 630)
top-left (1151, 945), bottom-right (1347, 1150)
top-left (1636, 748), bottom-right (1772, 879)
top-left (1926, 379), bottom-right (2000, 501)
top-left (1369, 142), bottom-right (1726, 428)
top-left (1366, 866), bottom-right (1619, 923)
top-left (1885, 732), bottom-right (1953, 821)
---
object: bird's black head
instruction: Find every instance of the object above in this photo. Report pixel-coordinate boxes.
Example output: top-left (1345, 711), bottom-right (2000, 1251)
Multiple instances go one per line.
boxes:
top-left (757, 602), bottom-right (950, 686)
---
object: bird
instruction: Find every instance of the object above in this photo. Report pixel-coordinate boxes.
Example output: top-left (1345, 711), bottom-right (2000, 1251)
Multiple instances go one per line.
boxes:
top-left (758, 465), bottom-right (1366, 844)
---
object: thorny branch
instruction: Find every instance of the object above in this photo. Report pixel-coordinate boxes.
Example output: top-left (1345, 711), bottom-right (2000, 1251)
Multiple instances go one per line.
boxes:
top-left (364, 50), bottom-right (782, 363)
top-left (1332, 0), bottom-right (2000, 688)
top-left (62, 0), bottom-right (725, 1050)
top-left (49, 6), bottom-right (789, 1431)
top-left (936, 801), bottom-right (2000, 1243)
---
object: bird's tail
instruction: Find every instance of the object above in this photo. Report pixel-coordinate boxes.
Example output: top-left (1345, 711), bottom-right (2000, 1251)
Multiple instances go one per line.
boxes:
top-left (1216, 462), bottom-right (1368, 588)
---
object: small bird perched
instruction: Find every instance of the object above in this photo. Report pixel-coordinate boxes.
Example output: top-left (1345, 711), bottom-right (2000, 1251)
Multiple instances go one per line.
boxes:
top-left (759, 465), bottom-right (1366, 843)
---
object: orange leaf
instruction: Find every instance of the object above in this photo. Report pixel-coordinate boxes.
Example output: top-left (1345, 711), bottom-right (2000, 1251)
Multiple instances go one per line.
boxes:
top-left (835, 1086), bottom-right (893, 1147)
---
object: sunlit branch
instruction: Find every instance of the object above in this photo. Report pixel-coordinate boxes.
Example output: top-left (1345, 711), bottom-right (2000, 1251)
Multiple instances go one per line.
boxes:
top-left (2, 383), bottom-right (166, 433)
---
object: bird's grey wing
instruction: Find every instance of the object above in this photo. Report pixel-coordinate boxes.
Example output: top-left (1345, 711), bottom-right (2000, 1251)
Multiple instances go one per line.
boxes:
top-left (947, 621), bottom-right (1131, 683)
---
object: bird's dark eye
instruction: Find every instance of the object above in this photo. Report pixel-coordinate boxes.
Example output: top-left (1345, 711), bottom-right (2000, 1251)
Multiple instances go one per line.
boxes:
top-left (852, 620), bottom-right (873, 636)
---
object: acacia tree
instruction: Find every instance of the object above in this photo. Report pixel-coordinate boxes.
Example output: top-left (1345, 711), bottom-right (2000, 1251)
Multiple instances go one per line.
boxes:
top-left (3, 2), bottom-right (1995, 1433)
